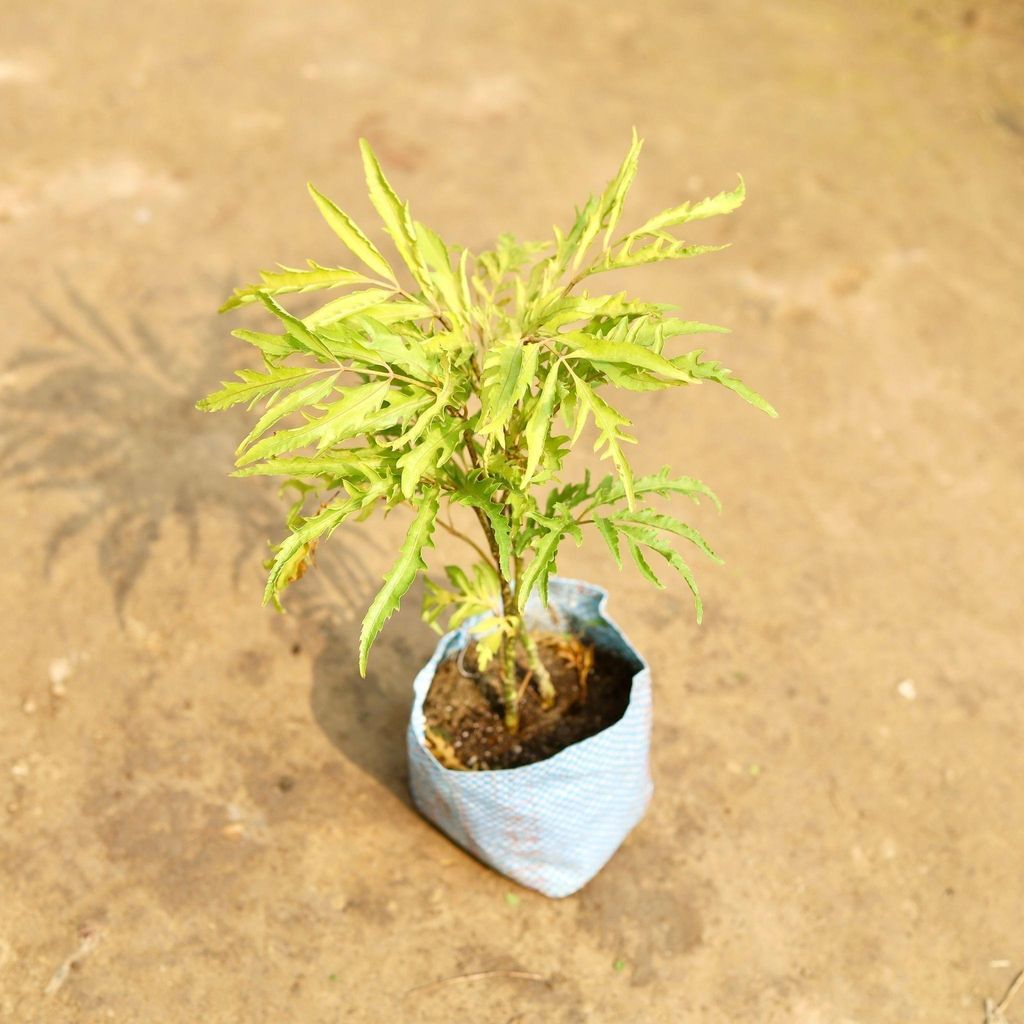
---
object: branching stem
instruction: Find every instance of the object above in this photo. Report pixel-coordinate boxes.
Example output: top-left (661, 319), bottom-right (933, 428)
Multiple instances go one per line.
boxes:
top-left (520, 630), bottom-right (555, 708)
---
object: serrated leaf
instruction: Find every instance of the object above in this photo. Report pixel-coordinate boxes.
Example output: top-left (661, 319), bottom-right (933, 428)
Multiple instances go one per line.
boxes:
top-left (594, 514), bottom-right (622, 567)
top-left (625, 537), bottom-right (663, 589)
top-left (570, 372), bottom-right (636, 508)
top-left (359, 488), bottom-right (439, 674)
top-left (346, 315), bottom-right (436, 379)
top-left (307, 183), bottom-right (396, 281)
top-left (616, 521), bottom-right (703, 621)
top-left (391, 371), bottom-right (456, 448)
top-left (479, 342), bottom-right (539, 437)
top-left (715, 375), bottom-right (777, 417)
top-left (485, 506), bottom-right (513, 581)
top-left (474, 625), bottom-right (504, 671)
top-left (628, 175), bottom-right (745, 238)
top-left (263, 492), bottom-right (378, 605)
top-left (236, 379), bottom-right (391, 465)
top-left (359, 139), bottom-right (431, 290)
top-left (229, 328), bottom-right (303, 361)
top-left (613, 508), bottom-right (722, 563)
top-left (660, 319), bottom-right (731, 338)
top-left (221, 263), bottom-right (375, 312)
top-left (602, 127), bottom-right (642, 247)
top-left (589, 469), bottom-right (720, 511)
top-left (231, 450), bottom-right (389, 482)
top-left (516, 520), bottom-right (566, 610)
top-left (413, 220), bottom-right (467, 322)
top-left (559, 194), bottom-right (601, 273)
top-left (303, 288), bottom-right (401, 329)
top-left (396, 420), bottom-right (460, 498)
top-left (590, 239), bottom-right (729, 275)
top-left (522, 361), bottom-right (560, 486)
top-left (560, 331), bottom-right (696, 383)
top-left (671, 351), bottom-right (778, 417)
top-left (237, 372), bottom-right (338, 453)
top-left (196, 365), bottom-right (317, 412)
top-left (253, 292), bottom-right (334, 361)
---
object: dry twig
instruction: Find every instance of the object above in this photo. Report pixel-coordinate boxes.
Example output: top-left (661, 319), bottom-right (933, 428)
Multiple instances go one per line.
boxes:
top-left (44, 925), bottom-right (102, 996)
top-left (985, 967), bottom-right (1024, 1024)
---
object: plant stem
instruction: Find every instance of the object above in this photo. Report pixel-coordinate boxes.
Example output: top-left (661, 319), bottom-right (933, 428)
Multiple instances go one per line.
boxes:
top-left (519, 628), bottom-right (555, 708)
top-left (437, 512), bottom-right (497, 570)
top-left (501, 638), bottom-right (519, 732)
top-left (461, 427), bottom-right (523, 731)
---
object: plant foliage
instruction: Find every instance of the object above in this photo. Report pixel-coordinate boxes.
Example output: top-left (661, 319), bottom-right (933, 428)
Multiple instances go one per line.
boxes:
top-left (199, 131), bottom-right (775, 730)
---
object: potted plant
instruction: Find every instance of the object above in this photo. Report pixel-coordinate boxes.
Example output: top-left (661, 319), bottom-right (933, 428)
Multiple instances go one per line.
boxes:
top-left (198, 132), bottom-right (775, 897)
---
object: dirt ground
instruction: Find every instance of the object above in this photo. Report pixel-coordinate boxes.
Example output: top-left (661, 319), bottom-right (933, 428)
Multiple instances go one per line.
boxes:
top-left (2, 1), bottom-right (1023, 1021)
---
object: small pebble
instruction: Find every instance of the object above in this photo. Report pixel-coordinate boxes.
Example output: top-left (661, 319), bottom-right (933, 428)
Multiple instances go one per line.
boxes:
top-left (21, 699), bottom-right (36, 715)
top-left (10, 760), bottom-right (29, 778)
top-left (896, 679), bottom-right (917, 701)
top-left (49, 658), bottom-right (72, 696)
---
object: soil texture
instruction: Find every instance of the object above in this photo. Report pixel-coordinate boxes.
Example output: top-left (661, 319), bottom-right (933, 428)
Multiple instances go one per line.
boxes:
top-left (423, 634), bottom-right (636, 770)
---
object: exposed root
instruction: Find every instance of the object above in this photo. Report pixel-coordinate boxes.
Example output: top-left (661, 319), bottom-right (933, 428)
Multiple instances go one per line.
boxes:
top-left (540, 633), bottom-right (594, 703)
top-left (425, 727), bottom-right (465, 770)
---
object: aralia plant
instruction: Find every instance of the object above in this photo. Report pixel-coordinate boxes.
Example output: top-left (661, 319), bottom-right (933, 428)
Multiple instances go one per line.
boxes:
top-left (198, 132), bottom-right (775, 733)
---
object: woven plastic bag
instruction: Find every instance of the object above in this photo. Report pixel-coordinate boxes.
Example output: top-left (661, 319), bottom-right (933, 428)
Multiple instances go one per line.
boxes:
top-left (407, 577), bottom-right (653, 898)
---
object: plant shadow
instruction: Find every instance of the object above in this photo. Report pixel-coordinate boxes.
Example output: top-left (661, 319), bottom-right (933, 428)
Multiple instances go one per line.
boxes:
top-left (3, 279), bottom-right (376, 622)
top-left (308, 582), bottom-right (438, 804)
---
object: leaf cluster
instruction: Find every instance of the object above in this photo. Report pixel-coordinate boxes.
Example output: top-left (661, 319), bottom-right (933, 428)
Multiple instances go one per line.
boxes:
top-left (198, 132), bottom-right (775, 676)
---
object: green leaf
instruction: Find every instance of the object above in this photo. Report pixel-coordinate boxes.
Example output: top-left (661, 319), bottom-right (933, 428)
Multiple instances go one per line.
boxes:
top-left (391, 371), bottom-right (457, 448)
top-left (359, 139), bottom-right (430, 289)
top-left (594, 514), bottom-right (622, 567)
top-left (303, 288), bottom-right (401, 329)
top-left (231, 450), bottom-right (389, 482)
top-left (615, 522), bottom-right (703, 621)
top-left (558, 194), bottom-right (601, 273)
top-left (396, 420), bottom-right (461, 498)
top-left (237, 372), bottom-right (339, 453)
top-left (516, 520), bottom-right (567, 610)
top-left (570, 372), bottom-right (636, 508)
top-left (479, 342), bottom-right (539, 437)
top-left (413, 220), bottom-right (467, 322)
top-left (625, 537), bottom-right (663, 589)
top-left (560, 331), bottom-right (697, 384)
top-left (522, 361), bottom-right (560, 486)
top-left (353, 299), bottom-right (437, 324)
top-left (628, 175), bottom-right (745, 238)
top-left (196, 366), bottom-right (317, 412)
top-left (359, 488), bottom-right (439, 675)
top-left (597, 468), bottom-right (721, 511)
top-left (660, 319), bottom-right (731, 338)
top-left (601, 127), bottom-right (642, 247)
top-left (229, 328), bottom-right (302, 361)
top-left (671, 351), bottom-right (778, 417)
top-left (613, 508), bottom-right (722, 563)
top-left (307, 183), bottom-right (396, 281)
top-left (589, 239), bottom-right (728, 276)
top-left (485, 507), bottom-right (513, 581)
top-left (714, 374), bottom-right (777, 417)
top-left (220, 262), bottom-right (375, 312)
top-left (263, 491), bottom-right (382, 605)
top-left (255, 292), bottom-right (335, 361)
top-left (236, 379), bottom-right (391, 465)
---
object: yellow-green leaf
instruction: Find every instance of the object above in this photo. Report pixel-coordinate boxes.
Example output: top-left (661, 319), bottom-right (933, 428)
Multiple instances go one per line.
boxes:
top-left (359, 488), bottom-right (439, 674)
top-left (307, 183), bottom-right (396, 281)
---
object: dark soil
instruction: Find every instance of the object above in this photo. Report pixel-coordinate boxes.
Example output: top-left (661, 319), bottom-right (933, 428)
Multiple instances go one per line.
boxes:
top-left (422, 632), bottom-right (636, 770)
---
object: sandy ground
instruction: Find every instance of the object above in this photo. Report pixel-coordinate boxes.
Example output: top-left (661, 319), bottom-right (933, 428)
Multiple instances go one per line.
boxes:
top-left (2, 1), bottom-right (1023, 1021)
